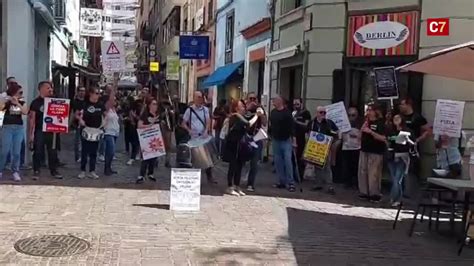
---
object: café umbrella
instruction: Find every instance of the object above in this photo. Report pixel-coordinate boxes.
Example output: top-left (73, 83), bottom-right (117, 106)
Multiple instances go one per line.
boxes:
top-left (396, 41), bottom-right (474, 81)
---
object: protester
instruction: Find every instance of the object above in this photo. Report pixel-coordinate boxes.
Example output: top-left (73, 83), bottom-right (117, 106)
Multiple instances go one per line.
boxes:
top-left (213, 99), bottom-right (228, 155)
top-left (399, 97), bottom-right (431, 196)
top-left (126, 96), bottom-right (142, 165)
top-left (386, 114), bottom-right (411, 207)
top-left (77, 87), bottom-right (111, 179)
top-left (245, 93), bottom-right (267, 191)
top-left (0, 83), bottom-right (28, 181)
top-left (341, 107), bottom-right (363, 188)
top-left (181, 91), bottom-right (217, 184)
top-left (29, 81), bottom-right (63, 180)
top-left (72, 86), bottom-right (86, 162)
top-left (160, 99), bottom-right (173, 167)
top-left (358, 104), bottom-right (386, 202)
top-left (269, 95), bottom-right (296, 192)
top-left (122, 95), bottom-right (134, 155)
top-left (103, 98), bottom-right (120, 176)
top-left (173, 95), bottom-right (190, 145)
top-left (224, 99), bottom-right (263, 196)
top-left (292, 98), bottom-right (311, 182)
top-left (136, 97), bottom-right (161, 184)
top-left (307, 106), bottom-right (339, 194)
top-left (434, 134), bottom-right (462, 178)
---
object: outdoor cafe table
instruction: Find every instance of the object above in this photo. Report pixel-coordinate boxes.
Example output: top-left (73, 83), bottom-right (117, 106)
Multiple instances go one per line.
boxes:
top-left (427, 177), bottom-right (474, 236)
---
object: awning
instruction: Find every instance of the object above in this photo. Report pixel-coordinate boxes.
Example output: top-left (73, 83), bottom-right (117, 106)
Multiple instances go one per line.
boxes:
top-left (203, 61), bottom-right (244, 87)
top-left (266, 45), bottom-right (300, 62)
top-left (71, 63), bottom-right (101, 79)
top-left (397, 41), bottom-right (474, 81)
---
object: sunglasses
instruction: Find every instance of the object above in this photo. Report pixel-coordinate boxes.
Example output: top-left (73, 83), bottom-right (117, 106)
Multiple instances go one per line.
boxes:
top-left (249, 97), bottom-right (257, 101)
top-left (318, 111), bottom-right (326, 114)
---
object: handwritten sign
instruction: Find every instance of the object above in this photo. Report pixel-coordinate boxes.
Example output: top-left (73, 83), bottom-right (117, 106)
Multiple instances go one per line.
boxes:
top-left (137, 124), bottom-right (166, 160)
top-left (170, 168), bottom-right (201, 211)
top-left (303, 132), bottom-right (333, 168)
top-left (43, 98), bottom-right (70, 133)
top-left (325, 101), bottom-right (351, 133)
top-left (433, 99), bottom-right (465, 138)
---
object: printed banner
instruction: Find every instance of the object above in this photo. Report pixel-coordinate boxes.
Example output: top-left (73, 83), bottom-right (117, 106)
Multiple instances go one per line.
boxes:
top-left (433, 99), bottom-right (465, 138)
top-left (80, 8), bottom-right (103, 37)
top-left (325, 101), bottom-right (351, 133)
top-left (137, 124), bottom-right (166, 160)
top-left (303, 132), bottom-right (333, 168)
top-left (347, 11), bottom-right (419, 57)
top-left (101, 40), bottom-right (126, 73)
top-left (170, 168), bottom-right (201, 212)
top-left (43, 98), bottom-right (70, 133)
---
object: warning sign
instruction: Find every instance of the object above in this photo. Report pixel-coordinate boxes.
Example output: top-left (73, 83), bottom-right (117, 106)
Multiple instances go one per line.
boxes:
top-left (101, 40), bottom-right (125, 73)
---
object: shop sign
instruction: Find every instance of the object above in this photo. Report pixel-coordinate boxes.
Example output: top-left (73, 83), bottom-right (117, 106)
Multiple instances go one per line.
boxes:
top-left (354, 21), bottom-right (409, 50)
top-left (149, 61), bottom-right (159, 72)
top-left (80, 8), bottom-right (103, 37)
top-left (179, 35), bottom-right (210, 59)
top-left (166, 56), bottom-right (180, 80)
top-left (347, 11), bottom-right (419, 57)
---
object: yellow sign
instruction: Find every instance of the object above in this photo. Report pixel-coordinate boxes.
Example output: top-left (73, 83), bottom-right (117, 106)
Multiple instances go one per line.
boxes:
top-left (149, 61), bottom-right (160, 72)
top-left (303, 132), bottom-right (333, 168)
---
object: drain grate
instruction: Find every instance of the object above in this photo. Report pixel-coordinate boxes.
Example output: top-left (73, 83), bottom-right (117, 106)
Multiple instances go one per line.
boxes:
top-left (14, 235), bottom-right (90, 257)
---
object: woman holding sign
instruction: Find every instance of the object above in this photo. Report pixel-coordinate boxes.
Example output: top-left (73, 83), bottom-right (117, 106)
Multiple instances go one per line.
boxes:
top-left (136, 97), bottom-right (161, 184)
top-left (77, 87), bottom-right (112, 180)
top-left (0, 83), bottom-right (28, 181)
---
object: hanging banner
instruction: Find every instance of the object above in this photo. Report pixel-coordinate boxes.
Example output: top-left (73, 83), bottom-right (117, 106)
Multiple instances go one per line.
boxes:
top-left (373, 66), bottom-right (399, 99)
top-left (433, 99), bottom-right (465, 138)
top-left (43, 98), bottom-right (70, 133)
top-left (303, 132), bottom-right (333, 168)
top-left (170, 168), bottom-right (201, 212)
top-left (325, 101), bottom-right (351, 133)
top-left (80, 8), bottom-right (103, 37)
top-left (166, 56), bottom-right (180, 80)
top-left (101, 41), bottom-right (126, 73)
top-left (137, 124), bottom-right (166, 160)
top-left (179, 35), bottom-right (210, 59)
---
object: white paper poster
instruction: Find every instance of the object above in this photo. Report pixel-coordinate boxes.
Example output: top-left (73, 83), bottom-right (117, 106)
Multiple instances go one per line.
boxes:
top-left (0, 111), bottom-right (4, 127)
top-left (170, 168), bottom-right (201, 212)
top-left (137, 124), bottom-right (166, 160)
top-left (325, 101), bottom-right (351, 133)
top-left (101, 40), bottom-right (126, 73)
top-left (80, 8), bottom-right (103, 37)
top-left (433, 99), bottom-right (465, 138)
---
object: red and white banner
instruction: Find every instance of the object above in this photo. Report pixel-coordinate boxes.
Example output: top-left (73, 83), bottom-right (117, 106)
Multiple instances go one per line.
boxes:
top-left (43, 98), bottom-right (70, 133)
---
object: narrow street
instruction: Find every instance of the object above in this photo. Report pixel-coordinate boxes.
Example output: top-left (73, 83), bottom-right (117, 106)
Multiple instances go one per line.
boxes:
top-left (0, 133), bottom-right (473, 265)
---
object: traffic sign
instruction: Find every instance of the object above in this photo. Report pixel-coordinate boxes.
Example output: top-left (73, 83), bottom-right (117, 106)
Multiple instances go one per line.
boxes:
top-left (149, 61), bottom-right (160, 72)
top-left (101, 40), bottom-right (125, 73)
top-left (106, 42), bottom-right (120, 54)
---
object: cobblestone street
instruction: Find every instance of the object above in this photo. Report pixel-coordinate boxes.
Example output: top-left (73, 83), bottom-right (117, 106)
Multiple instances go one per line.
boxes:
top-left (0, 134), bottom-right (473, 265)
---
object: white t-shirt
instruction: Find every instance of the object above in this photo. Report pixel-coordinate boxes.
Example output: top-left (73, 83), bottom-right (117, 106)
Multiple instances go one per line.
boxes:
top-left (104, 109), bottom-right (120, 136)
top-left (183, 105), bottom-right (209, 139)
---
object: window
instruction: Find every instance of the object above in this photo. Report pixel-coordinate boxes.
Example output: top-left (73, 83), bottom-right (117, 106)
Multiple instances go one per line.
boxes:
top-left (105, 16), bottom-right (111, 22)
top-left (225, 10), bottom-right (234, 64)
top-left (207, 0), bottom-right (213, 24)
top-left (113, 19), bottom-right (121, 23)
top-left (281, 0), bottom-right (303, 14)
top-left (183, 4), bottom-right (188, 32)
top-left (114, 5), bottom-right (121, 10)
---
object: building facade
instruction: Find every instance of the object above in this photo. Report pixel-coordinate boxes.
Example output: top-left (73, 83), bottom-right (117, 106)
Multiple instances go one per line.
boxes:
top-left (270, 0), bottom-right (474, 177)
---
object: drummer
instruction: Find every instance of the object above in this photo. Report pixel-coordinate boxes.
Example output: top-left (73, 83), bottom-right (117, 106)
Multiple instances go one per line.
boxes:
top-left (181, 91), bottom-right (217, 184)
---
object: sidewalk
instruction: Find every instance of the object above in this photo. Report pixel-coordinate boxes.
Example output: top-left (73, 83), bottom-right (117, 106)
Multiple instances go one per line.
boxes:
top-left (0, 133), bottom-right (473, 265)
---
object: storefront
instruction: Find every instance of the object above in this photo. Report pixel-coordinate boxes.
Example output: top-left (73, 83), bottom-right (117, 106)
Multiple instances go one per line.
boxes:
top-left (342, 10), bottom-right (423, 113)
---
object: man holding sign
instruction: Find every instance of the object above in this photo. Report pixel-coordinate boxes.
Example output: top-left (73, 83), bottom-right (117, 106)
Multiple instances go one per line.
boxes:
top-left (306, 106), bottom-right (339, 194)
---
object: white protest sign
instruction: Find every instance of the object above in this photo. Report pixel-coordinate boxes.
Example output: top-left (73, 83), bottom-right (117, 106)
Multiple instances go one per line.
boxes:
top-left (101, 40), bottom-right (126, 73)
top-left (170, 168), bottom-right (201, 211)
top-left (80, 8), bottom-right (103, 37)
top-left (325, 101), bottom-right (351, 133)
top-left (0, 111), bottom-right (4, 127)
top-left (433, 99), bottom-right (465, 138)
top-left (137, 124), bottom-right (166, 160)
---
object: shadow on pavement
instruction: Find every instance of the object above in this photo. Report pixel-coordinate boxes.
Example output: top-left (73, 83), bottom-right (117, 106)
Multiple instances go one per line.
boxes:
top-left (132, 203), bottom-right (170, 210)
top-left (194, 247), bottom-right (279, 264)
top-left (285, 207), bottom-right (474, 265)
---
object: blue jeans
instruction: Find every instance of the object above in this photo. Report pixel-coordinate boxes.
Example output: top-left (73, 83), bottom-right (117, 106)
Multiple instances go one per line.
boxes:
top-left (98, 138), bottom-right (105, 157)
top-left (247, 141), bottom-right (263, 187)
top-left (388, 159), bottom-right (406, 203)
top-left (104, 135), bottom-right (117, 173)
top-left (0, 125), bottom-right (25, 173)
top-left (74, 127), bottom-right (83, 161)
top-left (272, 139), bottom-right (294, 186)
top-left (6, 139), bottom-right (25, 166)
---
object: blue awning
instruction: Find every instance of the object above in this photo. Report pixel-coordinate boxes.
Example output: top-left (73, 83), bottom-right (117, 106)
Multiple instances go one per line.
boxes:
top-left (203, 61), bottom-right (244, 87)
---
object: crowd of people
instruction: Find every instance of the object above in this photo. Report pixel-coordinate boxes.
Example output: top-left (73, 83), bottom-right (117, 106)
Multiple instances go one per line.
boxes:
top-left (0, 76), bottom-right (467, 207)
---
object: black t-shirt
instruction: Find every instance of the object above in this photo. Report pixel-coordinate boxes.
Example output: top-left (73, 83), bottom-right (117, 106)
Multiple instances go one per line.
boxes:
top-left (245, 105), bottom-right (265, 136)
top-left (2, 100), bottom-right (25, 125)
top-left (213, 106), bottom-right (227, 131)
top-left (361, 119), bottom-right (386, 154)
top-left (140, 111), bottom-right (161, 126)
top-left (72, 98), bottom-right (85, 112)
top-left (293, 109), bottom-right (311, 138)
top-left (308, 118), bottom-right (339, 138)
top-left (402, 112), bottom-right (427, 139)
top-left (387, 126), bottom-right (412, 153)
top-left (269, 108), bottom-right (294, 141)
top-left (79, 100), bottom-right (105, 128)
top-left (30, 97), bottom-right (45, 130)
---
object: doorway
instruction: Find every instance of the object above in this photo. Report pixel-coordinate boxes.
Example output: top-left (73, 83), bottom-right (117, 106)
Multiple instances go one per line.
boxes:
top-left (280, 65), bottom-right (302, 109)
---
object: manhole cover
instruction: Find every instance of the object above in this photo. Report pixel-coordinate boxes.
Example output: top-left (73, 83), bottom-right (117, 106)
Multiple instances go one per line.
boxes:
top-left (14, 235), bottom-right (90, 257)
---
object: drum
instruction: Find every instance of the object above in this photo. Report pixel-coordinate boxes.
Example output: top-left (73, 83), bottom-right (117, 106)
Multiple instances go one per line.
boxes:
top-left (82, 127), bottom-right (104, 142)
top-left (187, 136), bottom-right (218, 169)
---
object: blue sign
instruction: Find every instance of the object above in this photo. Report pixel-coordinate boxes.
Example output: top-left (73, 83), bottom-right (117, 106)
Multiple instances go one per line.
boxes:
top-left (179, 35), bottom-right (210, 60)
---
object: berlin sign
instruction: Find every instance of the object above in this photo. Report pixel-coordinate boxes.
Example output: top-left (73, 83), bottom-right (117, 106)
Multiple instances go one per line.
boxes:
top-left (353, 21), bottom-right (409, 50)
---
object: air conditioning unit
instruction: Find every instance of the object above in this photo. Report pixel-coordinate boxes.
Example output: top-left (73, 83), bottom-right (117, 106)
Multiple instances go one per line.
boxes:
top-left (53, 0), bottom-right (66, 25)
